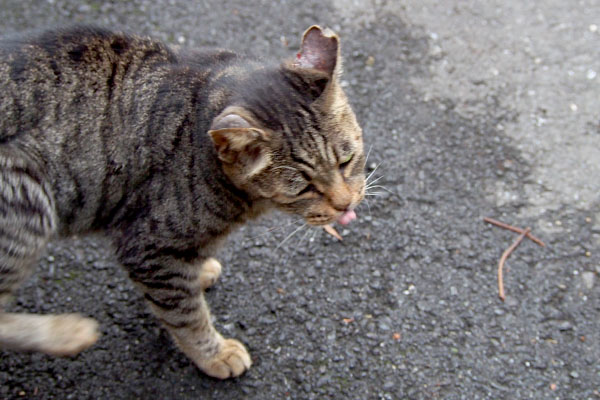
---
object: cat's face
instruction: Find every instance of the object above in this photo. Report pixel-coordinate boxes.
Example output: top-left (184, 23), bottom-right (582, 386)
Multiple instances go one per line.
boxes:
top-left (209, 26), bottom-right (365, 226)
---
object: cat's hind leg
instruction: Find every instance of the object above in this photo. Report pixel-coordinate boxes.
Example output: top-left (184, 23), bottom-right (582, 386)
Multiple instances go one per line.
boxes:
top-left (0, 148), bottom-right (99, 356)
top-left (123, 252), bottom-right (250, 379)
top-left (0, 313), bottom-right (99, 356)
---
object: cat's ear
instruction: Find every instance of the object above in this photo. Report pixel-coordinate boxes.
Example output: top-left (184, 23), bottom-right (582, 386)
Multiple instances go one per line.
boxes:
top-left (208, 113), bottom-right (271, 177)
top-left (210, 113), bottom-right (252, 131)
top-left (294, 25), bottom-right (340, 77)
top-left (286, 26), bottom-right (341, 101)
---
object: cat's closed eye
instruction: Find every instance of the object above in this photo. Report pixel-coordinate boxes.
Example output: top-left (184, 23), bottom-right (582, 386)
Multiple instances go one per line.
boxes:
top-left (297, 183), bottom-right (317, 196)
top-left (339, 153), bottom-right (354, 172)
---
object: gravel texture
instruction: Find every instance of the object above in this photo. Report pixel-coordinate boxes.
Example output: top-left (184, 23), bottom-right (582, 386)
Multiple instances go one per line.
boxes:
top-left (1, 0), bottom-right (599, 399)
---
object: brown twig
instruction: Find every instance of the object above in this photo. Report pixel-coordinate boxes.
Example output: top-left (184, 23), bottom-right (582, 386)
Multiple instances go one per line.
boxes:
top-left (323, 224), bottom-right (343, 241)
top-left (483, 217), bottom-right (545, 247)
top-left (498, 227), bottom-right (531, 301)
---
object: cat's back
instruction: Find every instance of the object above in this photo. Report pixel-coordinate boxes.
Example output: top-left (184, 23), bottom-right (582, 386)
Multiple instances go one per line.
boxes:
top-left (0, 25), bottom-right (176, 86)
top-left (0, 26), bottom-right (219, 234)
top-left (0, 26), bottom-right (178, 143)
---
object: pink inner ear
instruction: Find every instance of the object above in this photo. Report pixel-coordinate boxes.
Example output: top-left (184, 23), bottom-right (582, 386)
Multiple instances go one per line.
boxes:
top-left (296, 28), bottom-right (338, 74)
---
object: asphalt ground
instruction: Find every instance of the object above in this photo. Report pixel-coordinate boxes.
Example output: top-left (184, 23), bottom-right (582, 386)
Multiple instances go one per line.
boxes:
top-left (0, 0), bottom-right (599, 399)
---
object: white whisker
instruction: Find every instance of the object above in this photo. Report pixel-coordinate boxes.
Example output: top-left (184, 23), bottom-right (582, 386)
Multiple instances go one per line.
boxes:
top-left (309, 228), bottom-right (319, 243)
top-left (365, 175), bottom-right (385, 188)
top-left (282, 225), bottom-right (313, 266)
top-left (366, 185), bottom-right (396, 195)
top-left (365, 162), bottom-right (381, 183)
top-left (276, 222), bottom-right (307, 250)
top-left (364, 144), bottom-right (373, 166)
top-left (298, 225), bottom-right (312, 247)
top-left (245, 218), bottom-right (303, 242)
top-left (357, 197), bottom-right (372, 216)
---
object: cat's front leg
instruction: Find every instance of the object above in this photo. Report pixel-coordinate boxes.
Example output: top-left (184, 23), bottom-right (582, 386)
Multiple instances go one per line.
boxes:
top-left (123, 254), bottom-right (250, 379)
top-left (198, 257), bottom-right (222, 290)
top-left (160, 289), bottom-right (252, 380)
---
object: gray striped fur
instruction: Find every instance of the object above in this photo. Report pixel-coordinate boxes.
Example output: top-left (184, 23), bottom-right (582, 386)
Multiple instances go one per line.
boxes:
top-left (0, 25), bottom-right (365, 378)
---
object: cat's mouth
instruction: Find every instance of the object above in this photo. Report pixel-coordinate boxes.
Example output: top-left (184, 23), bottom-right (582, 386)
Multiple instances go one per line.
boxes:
top-left (337, 209), bottom-right (357, 225)
top-left (304, 209), bottom-right (357, 226)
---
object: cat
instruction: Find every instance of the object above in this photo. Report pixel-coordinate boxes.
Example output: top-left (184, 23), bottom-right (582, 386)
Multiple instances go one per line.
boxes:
top-left (0, 24), bottom-right (365, 379)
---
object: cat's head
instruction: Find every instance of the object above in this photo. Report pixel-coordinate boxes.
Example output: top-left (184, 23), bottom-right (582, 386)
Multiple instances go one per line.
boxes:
top-left (209, 26), bottom-right (365, 226)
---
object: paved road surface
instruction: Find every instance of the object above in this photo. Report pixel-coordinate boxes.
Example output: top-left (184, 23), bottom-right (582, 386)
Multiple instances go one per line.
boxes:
top-left (1, 0), bottom-right (598, 399)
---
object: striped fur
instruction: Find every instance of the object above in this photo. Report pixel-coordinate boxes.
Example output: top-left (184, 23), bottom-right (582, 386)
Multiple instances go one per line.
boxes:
top-left (0, 25), bottom-right (364, 378)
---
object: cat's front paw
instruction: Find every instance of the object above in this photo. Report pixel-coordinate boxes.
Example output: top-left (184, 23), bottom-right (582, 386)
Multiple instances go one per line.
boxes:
top-left (199, 338), bottom-right (251, 379)
top-left (198, 258), bottom-right (222, 290)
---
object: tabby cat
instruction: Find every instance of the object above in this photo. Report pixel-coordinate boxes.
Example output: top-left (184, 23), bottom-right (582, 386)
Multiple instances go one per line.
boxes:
top-left (0, 25), bottom-right (365, 379)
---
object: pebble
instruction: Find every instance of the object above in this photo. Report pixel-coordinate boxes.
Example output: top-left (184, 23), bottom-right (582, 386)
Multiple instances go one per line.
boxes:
top-left (378, 321), bottom-right (390, 331)
top-left (586, 69), bottom-right (597, 80)
top-left (416, 300), bottom-right (432, 312)
top-left (316, 375), bottom-right (330, 387)
top-left (93, 261), bottom-right (110, 270)
top-left (505, 297), bottom-right (519, 307)
top-left (258, 315), bottom-right (276, 325)
top-left (383, 380), bottom-right (395, 390)
top-left (582, 271), bottom-right (596, 289)
top-left (557, 321), bottom-right (573, 331)
top-left (569, 371), bottom-right (579, 379)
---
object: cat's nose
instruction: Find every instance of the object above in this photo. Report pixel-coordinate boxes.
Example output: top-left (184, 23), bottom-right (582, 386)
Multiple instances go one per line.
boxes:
top-left (332, 202), bottom-right (351, 212)
top-left (327, 174), bottom-right (353, 211)
top-left (329, 192), bottom-right (352, 211)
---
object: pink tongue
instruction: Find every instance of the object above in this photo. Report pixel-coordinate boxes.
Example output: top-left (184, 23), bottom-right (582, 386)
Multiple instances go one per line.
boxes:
top-left (337, 209), bottom-right (357, 225)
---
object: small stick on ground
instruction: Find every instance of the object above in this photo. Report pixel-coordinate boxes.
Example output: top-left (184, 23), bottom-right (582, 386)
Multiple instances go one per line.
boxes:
top-left (484, 217), bottom-right (545, 247)
top-left (323, 224), bottom-right (343, 241)
top-left (498, 227), bottom-right (531, 301)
